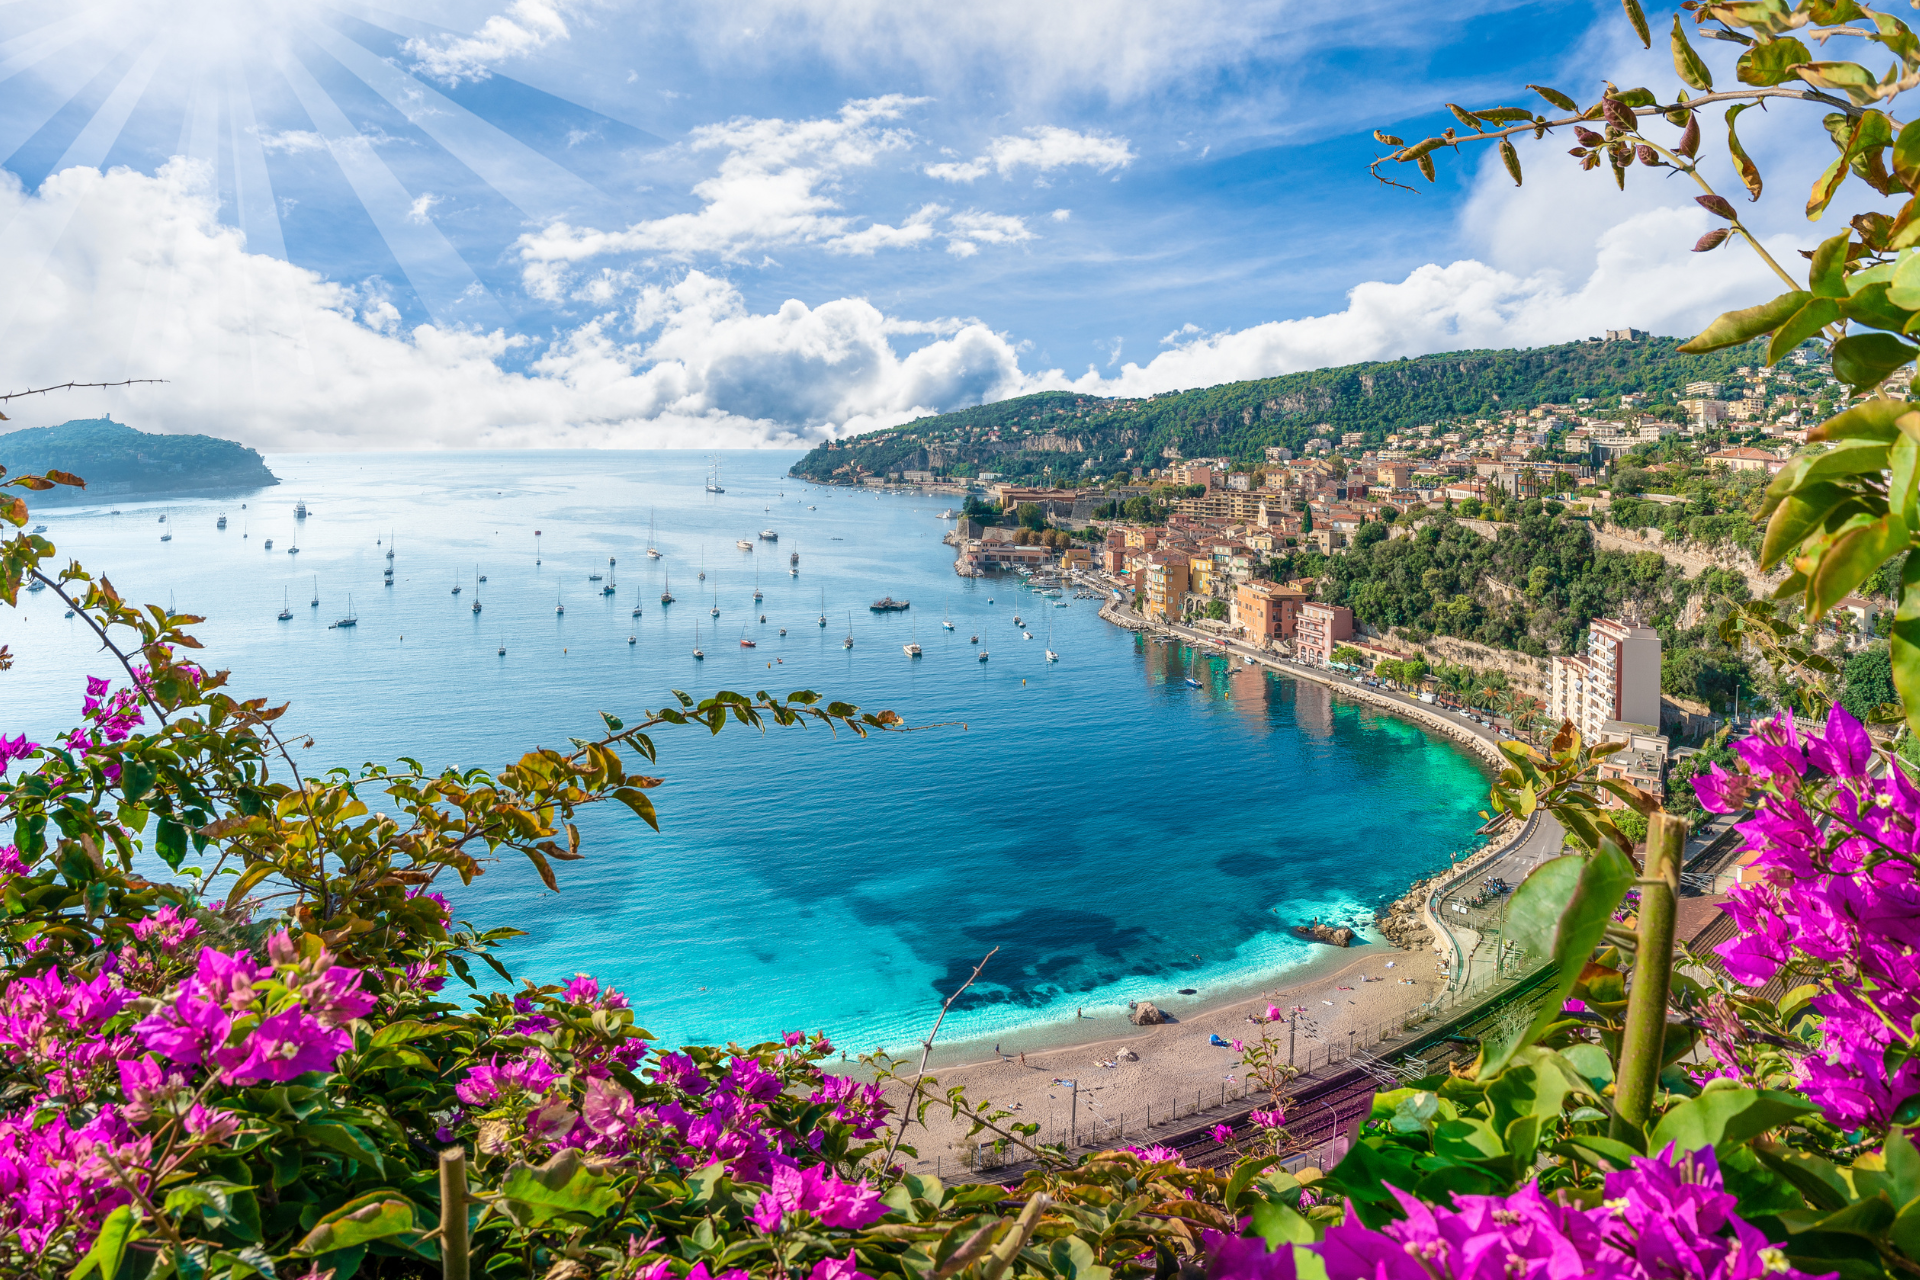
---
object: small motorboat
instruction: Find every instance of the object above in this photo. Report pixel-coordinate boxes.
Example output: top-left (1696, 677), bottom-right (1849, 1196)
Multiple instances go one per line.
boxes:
top-left (759, 613), bottom-right (766, 623)
top-left (903, 642), bottom-right (922, 657)
top-left (736, 539), bottom-right (754, 551)
top-left (741, 636), bottom-right (757, 648)
top-left (969, 634), bottom-right (978, 643)
top-left (287, 545), bottom-right (299, 555)
top-left (779, 627), bottom-right (787, 636)
top-left (1185, 677), bottom-right (1203, 688)
top-left (628, 635), bottom-right (637, 645)
top-left (1046, 649), bottom-right (1059, 662)
top-left (760, 529), bottom-right (778, 541)
top-left (978, 650), bottom-right (989, 662)
top-left (1022, 630), bottom-right (1033, 640)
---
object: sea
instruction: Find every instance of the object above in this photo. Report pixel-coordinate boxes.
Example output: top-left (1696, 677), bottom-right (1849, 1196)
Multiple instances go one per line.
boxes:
top-left (3, 450), bottom-right (1492, 1056)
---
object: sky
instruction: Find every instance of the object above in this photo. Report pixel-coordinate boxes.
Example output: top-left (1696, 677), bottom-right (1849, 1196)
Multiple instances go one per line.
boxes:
top-left (0, 0), bottom-right (1851, 450)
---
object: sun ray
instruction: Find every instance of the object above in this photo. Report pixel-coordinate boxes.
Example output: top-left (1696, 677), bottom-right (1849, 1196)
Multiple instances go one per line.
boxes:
top-left (225, 62), bottom-right (287, 260)
top-left (302, 13), bottom-right (606, 223)
top-left (0, 15), bottom-right (145, 169)
top-left (272, 36), bottom-right (508, 327)
top-left (48, 13), bottom-right (175, 175)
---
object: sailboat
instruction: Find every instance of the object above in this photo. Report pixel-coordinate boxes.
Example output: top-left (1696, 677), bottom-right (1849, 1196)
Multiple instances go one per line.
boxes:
top-left (603, 566), bottom-right (617, 597)
top-left (753, 567), bottom-right (762, 601)
top-left (661, 572), bottom-right (675, 605)
top-left (556, 588), bottom-right (565, 616)
top-left (843, 612), bottom-right (854, 649)
top-left (160, 509), bottom-right (172, 542)
top-left (1046, 618), bottom-right (1058, 663)
top-left (648, 509), bottom-right (662, 559)
top-left (631, 600), bottom-right (642, 617)
top-left (817, 587), bottom-right (827, 627)
top-left (332, 595), bottom-right (358, 629)
top-left (472, 569), bottom-right (483, 614)
top-left (277, 588), bottom-right (293, 621)
top-left (452, 578), bottom-right (462, 595)
top-left (710, 585), bottom-right (720, 618)
top-left (693, 618), bottom-right (705, 659)
top-left (498, 635), bottom-right (506, 656)
top-left (942, 599), bottom-right (954, 631)
top-left (740, 626), bottom-right (756, 649)
top-left (790, 547), bottom-right (799, 567)
top-left (706, 458), bottom-right (725, 493)
top-left (903, 627), bottom-right (922, 658)
top-left (698, 550), bottom-right (706, 581)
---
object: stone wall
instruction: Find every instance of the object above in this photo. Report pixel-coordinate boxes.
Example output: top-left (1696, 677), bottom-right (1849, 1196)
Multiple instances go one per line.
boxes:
top-left (1418, 634), bottom-right (1552, 701)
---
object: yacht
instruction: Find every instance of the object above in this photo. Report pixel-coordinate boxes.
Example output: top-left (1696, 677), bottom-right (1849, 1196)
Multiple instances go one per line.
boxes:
top-left (760, 529), bottom-right (777, 541)
top-left (693, 619), bottom-right (705, 659)
top-left (939, 508), bottom-right (957, 519)
top-left (160, 529), bottom-right (172, 542)
top-left (498, 637), bottom-right (506, 656)
top-left (631, 603), bottom-right (642, 617)
top-left (735, 538), bottom-right (754, 551)
top-left (628, 635), bottom-right (637, 645)
top-left (758, 613), bottom-right (767, 623)
top-left (157, 513), bottom-right (166, 523)
top-left (903, 641), bottom-right (922, 657)
top-left (472, 570), bottom-right (482, 614)
top-left (647, 510), bottom-right (662, 559)
top-left (603, 568), bottom-right (617, 597)
top-left (288, 545), bottom-right (299, 555)
top-left (843, 613), bottom-right (854, 649)
top-left (332, 595), bottom-right (359, 629)
top-left (741, 629), bottom-right (756, 648)
top-left (264, 538), bottom-right (273, 550)
top-left (705, 458), bottom-right (725, 493)
top-left (978, 649), bottom-right (989, 662)
top-left (309, 577), bottom-right (319, 608)
top-left (452, 580), bottom-right (462, 595)
top-left (790, 549), bottom-right (799, 566)
top-left (294, 501), bottom-right (308, 519)
top-left (277, 589), bottom-right (293, 621)
top-left (969, 634), bottom-right (978, 644)
top-left (217, 514), bottom-right (227, 530)
top-left (661, 572), bottom-right (675, 605)
top-left (556, 589), bottom-right (565, 616)
top-left (710, 587), bottom-right (720, 618)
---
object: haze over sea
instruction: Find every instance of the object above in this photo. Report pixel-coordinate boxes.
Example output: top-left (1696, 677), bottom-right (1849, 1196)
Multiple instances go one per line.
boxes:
top-left (6, 450), bottom-right (1489, 1053)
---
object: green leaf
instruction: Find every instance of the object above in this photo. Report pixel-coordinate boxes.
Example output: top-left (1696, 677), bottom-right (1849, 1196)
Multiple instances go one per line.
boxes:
top-left (1832, 332), bottom-right (1920, 390)
top-left (1811, 233), bottom-right (1852, 296)
top-left (1837, 283), bottom-right (1914, 333)
top-left (1807, 397), bottom-right (1915, 443)
top-left (1726, 103), bottom-right (1764, 200)
top-left (293, 1196), bottom-right (419, 1255)
top-left (498, 1149), bottom-right (622, 1227)
top-left (1798, 60), bottom-right (1893, 106)
top-left (1621, 0), bottom-right (1651, 48)
top-left (1672, 15), bottom-right (1714, 89)
top-left (1895, 120), bottom-right (1920, 193)
top-left (155, 817), bottom-right (187, 871)
top-left (120, 761), bottom-right (155, 804)
top-left (1678, 290), bottom-right (1809, 353)
top-left (1812, 513), bottom-right (1909, 619)
top-left (1767, 297), bottom-right (1843, 366)
top-left (1891, 554), bottom-right (1920, 737)
top-left (1649, 1088), bottom-right (1822, 1154)
top-left (1561, 1134), bottom-right (1644, 1170)
top-left (1247, 1201), bottom-right (1314, 1247)
top-left (1891, 253), bottom-right (1920, 310)
top-left (1528, 84), bottom-right (1578, 111)
top-left (1479, 843), bottom-right (1635, 1077)
top-left (70, 1204), bottom-right (137, 1280)
top-left (1737, 35), bottom-right (1813, 86)
top-left (367, 1019), bottom-right (440, 1049)
top-left (1499, 138), bottom-right (1522, 186)
top-left (1761, 481), bottom-right (1852, 570)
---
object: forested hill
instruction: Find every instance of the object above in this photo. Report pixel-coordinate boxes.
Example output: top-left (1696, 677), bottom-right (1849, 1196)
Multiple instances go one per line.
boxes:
top-left (0, 418), bottom-right (278, 503)
top-left (788, 335), bottom-right (1770, 483)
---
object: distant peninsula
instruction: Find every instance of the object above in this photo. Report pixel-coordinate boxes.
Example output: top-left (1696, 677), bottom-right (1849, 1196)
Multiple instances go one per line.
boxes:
top-left (0, 417), bottom-right (278, 505)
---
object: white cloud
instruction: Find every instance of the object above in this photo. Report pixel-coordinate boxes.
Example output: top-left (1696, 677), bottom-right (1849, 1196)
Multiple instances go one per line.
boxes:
top-left (404, 0), bottom-right (584, 86)
top-left (1050, 208), bottom-right (1071, 221)
top-left (255, 129), bottom-right (327, 155)
top-left (0, 162), bottom-right (1029, 450)
top-left (405, 193), bottom-right (441, 225)
top-left (945, 240), bottom-right (979, 258)
top-left (945, 209), bottom-right (1034, 256)
top-left (828, 203), bottom-right (945, 255)
top-left (513, 96), bottom-right (928, 294)
top-left (926, 126), bottom-right (1134, 182)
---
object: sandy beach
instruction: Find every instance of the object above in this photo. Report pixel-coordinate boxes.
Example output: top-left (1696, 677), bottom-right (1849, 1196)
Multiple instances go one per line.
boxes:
top-left (867, 939), bottom-right (1447, 1175)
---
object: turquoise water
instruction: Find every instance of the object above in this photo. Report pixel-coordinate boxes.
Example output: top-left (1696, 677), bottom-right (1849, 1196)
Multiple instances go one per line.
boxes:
top-left (3, 450), bottom-right (1490, 1052)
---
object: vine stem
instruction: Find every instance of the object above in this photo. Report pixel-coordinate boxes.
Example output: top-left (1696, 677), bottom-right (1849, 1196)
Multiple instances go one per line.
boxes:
top-left (1611, 810), bottom-right (1684, 1140)
top-left (878, 946), bottom-right (999, 1175)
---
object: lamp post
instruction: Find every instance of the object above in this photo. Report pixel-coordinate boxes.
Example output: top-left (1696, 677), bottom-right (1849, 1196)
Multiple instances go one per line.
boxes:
top-left (1062, 1080), bottom-right (1078, 1146)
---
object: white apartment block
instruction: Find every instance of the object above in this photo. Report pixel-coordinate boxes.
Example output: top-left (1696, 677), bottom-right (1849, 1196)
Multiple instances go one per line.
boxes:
top-left (1548, 617), bottom-right (1662, 742)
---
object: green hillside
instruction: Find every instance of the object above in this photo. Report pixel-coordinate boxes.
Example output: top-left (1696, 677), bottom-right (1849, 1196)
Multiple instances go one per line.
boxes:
top-left (788, 335), bottom-right (1775, 484)
top-left (0, 418), bottom-right (278, 502)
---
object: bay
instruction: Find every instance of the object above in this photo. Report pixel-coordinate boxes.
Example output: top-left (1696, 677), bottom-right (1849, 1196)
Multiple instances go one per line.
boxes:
top-left (3, 449), bottom-right (1490, 1053)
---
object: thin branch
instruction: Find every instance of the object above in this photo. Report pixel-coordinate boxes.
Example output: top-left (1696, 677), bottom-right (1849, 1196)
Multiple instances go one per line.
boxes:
top-left (878, 945), bottom-right (999, 1174)
top-left (0, 379), bottom-right (166, 403)
top-left (29, 570), bottom-right (170, 726)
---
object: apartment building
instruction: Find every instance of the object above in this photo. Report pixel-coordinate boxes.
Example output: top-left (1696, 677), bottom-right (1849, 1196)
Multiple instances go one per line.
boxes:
top-left (1297, 602), bottom-right (1354, 664)
top-left (1233, 582), bottom-right (1308, 644)
top-left (1547, 617), bottom-right (1661, 742)
top-left (1144, 551), bottom-right (1190, 622)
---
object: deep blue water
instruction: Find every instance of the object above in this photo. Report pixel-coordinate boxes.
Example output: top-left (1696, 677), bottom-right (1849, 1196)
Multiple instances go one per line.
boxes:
top-left (4, 450), bottom-right (1490, 1052)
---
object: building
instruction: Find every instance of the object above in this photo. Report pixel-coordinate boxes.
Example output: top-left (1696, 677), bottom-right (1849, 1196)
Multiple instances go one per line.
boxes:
top-left (1604, 328), bottom-right (1648, 342)
top-left (1594, 722), bottom-right (1670, 806)
top-left (1547, 617), bottom-right (1661, 742)
top-left (1296, 602), bottom-right (1354, 665)
top-left (1144, 551), bottom-right (1190, 622)
top-left (1708, 446), bottom-right (1789, 474)
top-left (1232, 581), bottom-right (1308, 644)
top-left (1166, 461), bottom-right (1215, 489)
top-left (1684, 381), bottom-right (1724, 398)
top-left (1376, 462), bottom-right (1412, 489)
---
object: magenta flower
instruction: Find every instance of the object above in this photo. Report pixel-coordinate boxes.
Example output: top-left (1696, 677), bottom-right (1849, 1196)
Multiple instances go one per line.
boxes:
top-left (807, 1252), bottom-right (871, 1280)
top-left (0, 733), bottom-right (39, 776)
top-left (0, 844), bottom-right (27, 876)
top-left (216, 1006), bottom-right (349, 1084)
top-left (1125, 1144), bottom-right (1183, 1164)
top-left (1209, 1123), bottom-right (1233, 1143)
top-left (130, 905), bottom-right (202, 952)
top-left (1249, 1108), bottom-right (1284, 1129)
top-left (1200, 1230), bottom-right (1298, 1280)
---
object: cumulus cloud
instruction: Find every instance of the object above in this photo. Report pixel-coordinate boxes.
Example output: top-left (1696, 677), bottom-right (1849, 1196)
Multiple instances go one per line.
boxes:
top-left (926, 126), bottom-right (1134, 182)
top-left (405, 193), bottom-right (441, 225)
top-left (1050, 208), bottom-right (1071, 221)
top-left (512, 96), bottom-right (928, 294)
top-left (0, 162), bottom-right (1029, 451)
top-left (404, 0), bottom-right (584, 86)
top-left (1035, 201), bottom-right (1788, 398)
top-left (254, 129), bottom-right (327, 155)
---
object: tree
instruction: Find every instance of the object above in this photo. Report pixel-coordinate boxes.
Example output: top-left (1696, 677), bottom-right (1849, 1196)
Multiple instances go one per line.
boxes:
top-left (1330, 643), bottom-right (1365, 668)
top-left (1015, 501), bottom-right (1046, 530)
top-left (1841, 644), bottom-right (1897, 722)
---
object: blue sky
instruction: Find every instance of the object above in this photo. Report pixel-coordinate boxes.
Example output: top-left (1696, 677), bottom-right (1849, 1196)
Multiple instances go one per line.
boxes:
top-left (0, 0), bottom-right (1833, 448)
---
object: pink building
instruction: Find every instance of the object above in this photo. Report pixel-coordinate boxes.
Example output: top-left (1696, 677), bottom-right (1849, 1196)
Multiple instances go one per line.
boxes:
top-left (1297, 602), bottom-right (1354, 664)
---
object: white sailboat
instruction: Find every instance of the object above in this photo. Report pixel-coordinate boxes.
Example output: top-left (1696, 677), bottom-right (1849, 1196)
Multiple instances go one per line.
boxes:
top-left (472, 569), bottom-right (482, 614)
top-left (277, 588), bottom-right (293, 621)
top-left (331, 594), bottom-right (358, 629)
top-left (942, 598), bottom-right (954, 631)
top-left (556, 588), bottom-right (565, 616)
top-left (648, 509), bottom-right (662, 558)
top-left (706, 457), bottom-right (725, 493)
top-left (310, 576), bottom-right (319, 608)
top-left (843, 612), bottom-right (854, 649)
top-left (818, 587), bottom-right (827, 627)
top-left (693, 618), bottom-right (705, 659)
top-left (1046, 618), bottom-right (1058, 663)
top-left (661, 572), bottom-right (675, 605)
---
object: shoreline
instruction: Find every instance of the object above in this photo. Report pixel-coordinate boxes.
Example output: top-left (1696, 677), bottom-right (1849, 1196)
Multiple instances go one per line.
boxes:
top-left (835, 585), bottom-right (1519, 1107)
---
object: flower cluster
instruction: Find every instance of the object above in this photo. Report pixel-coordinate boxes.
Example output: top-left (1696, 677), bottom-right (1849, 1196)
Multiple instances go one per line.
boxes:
top-left (750, 1162), bottom-right (885, 1233)
top-left (133, 931), bottom-right (370, 1086)
top-left (0, 962), bottom-right (133, 1098)
top-left (0, 733), bottom-right (35, 777)
top-left (1205, 1146), bottom-right (1826, 1280)
top-left (0, 1106), bottom-right (150, 1256)
top-left (1693, 703), bottom-right (1920, 1128)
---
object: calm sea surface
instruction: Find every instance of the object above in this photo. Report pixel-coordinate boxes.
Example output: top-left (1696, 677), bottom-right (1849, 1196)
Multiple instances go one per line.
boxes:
top-left (4, 450), bottom-right (1490, 1052)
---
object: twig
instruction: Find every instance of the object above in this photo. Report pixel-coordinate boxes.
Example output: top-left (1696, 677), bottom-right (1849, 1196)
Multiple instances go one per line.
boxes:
top-left (0, 379), bottom-right (166, 403)
top-left (29, 569), bottom-right (170, 726)
top-left (878, 945), bottom-right (998, 1174)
